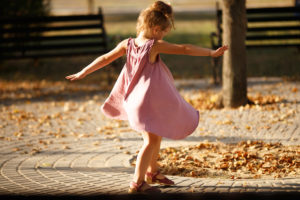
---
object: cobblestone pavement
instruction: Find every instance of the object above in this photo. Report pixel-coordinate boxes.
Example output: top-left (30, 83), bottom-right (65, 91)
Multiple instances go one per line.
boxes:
top-left (0, 77), bottom-right (299, 196)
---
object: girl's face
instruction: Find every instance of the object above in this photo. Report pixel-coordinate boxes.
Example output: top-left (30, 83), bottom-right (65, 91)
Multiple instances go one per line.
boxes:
top-left (152, 26), bottom-right (171, 40)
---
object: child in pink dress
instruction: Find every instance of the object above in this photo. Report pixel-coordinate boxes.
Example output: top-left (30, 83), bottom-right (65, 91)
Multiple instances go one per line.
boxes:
top-left (66, 1), bottom-right (228, 194)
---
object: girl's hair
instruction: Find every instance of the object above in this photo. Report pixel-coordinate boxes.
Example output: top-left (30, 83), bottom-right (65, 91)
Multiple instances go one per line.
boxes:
top-left (136, 1), bottom-right (174, 37)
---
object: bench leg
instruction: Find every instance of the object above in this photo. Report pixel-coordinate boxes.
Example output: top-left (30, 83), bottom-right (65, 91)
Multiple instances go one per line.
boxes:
top-left (211, 57), bottom-right (222, 85)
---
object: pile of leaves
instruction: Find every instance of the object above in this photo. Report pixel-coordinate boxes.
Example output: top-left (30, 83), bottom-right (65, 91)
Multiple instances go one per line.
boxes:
top-left (131, 140), bottom-right (299, 179)
top-left (183, 91), bottom-right (221, 110)
top-left (183, 91), bottom-right (286, 111)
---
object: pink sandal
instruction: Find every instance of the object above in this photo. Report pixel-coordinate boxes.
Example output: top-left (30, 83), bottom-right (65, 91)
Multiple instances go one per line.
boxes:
top-left (145, 170), bottom-right (175, 186)
top-left (128, 180), bottom-right (161, 194)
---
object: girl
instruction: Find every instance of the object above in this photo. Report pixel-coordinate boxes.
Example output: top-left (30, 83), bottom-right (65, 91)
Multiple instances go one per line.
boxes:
top-left (66, 1), bottom-right (228, 194)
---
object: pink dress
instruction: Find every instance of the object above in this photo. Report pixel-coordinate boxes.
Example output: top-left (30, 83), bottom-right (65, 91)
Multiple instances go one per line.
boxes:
top-left (100, 38), bottom-right (199, 140)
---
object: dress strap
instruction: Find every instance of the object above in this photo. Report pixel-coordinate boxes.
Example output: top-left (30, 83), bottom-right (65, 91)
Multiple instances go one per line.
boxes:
top-left (147, 39), bottom-right (156, 50)
top-left (126, 37), bottom-right (132, 51)
top-left (125, 37), bottom-right (134, 59)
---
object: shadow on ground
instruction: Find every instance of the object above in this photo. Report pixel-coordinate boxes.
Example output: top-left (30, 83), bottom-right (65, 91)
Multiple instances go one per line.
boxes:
top-left (1, 192), bottom-right (299, 200)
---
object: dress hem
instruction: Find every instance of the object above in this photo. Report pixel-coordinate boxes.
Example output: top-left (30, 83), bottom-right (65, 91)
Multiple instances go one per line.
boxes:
top-left (128, 109), bottom-right (200, 140)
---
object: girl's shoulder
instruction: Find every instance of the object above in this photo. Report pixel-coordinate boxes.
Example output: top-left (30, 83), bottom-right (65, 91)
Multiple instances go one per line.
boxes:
top-left (151, 39), bottom-right (172, 51)
top-left (150, 39), bottom-right (171, 53)
top-left (151, 39), bottom-right (185, 55)
top-left (152, 39), bottom-right (170, 48)
top-left (120, 38), bottom-right (131, 48)
top-left (112, 38), bottom-right (131, 54)
top-left (119, 37), bottom-right (135, 51)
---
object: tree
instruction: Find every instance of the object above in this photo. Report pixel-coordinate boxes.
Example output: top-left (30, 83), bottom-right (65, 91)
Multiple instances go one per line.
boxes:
top-left (221, 0), bottom-right (248, 108)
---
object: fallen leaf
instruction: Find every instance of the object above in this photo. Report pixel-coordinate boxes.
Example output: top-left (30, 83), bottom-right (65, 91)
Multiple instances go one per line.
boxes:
top-left (62, 145), bottom-right (70, 150)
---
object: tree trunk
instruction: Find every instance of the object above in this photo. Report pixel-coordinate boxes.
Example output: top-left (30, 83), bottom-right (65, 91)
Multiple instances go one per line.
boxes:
top-left (222, 0), bottom-right (248, 108)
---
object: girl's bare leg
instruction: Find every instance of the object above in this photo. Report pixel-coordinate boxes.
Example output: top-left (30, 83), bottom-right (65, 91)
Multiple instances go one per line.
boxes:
top-left (146, 135), bottom-right (162, 173)
top-left (133, 131), bottom-right (161, 185)
top-left (146, 136), bottom-right (167, 179)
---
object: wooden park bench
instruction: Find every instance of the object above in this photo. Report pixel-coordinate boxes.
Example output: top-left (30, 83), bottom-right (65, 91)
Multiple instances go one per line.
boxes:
top-left (0, 8), bottom-right (108, 60)
top-left (210, 5), bottom-right (300, 85)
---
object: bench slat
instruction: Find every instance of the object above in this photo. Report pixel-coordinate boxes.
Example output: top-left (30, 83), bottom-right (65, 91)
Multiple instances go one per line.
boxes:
top-left (0, 14), bottom-right (103, 24)
top-left (246, 43), bottom-right (300, 48)
top-left (217, 6), bottom-right (300, 15)
top-left (247, 26), bottom-right (300, 32)
top-left (1, 24), bottom-right (103, 33)
top-left (246, 34), bottom-right (299, 40)
top-left (247, 16), bottom-right (300, 22)
top-left (0, 50), bottom-right (107, 59)
top-left (217, 16), bottom-right (299, 23)
top-left (1, 41), bottom-right (106, 52)
top-left (2, 33), bottom-right (105, 43)
top-left (246, 6), bottom-right (300, 14)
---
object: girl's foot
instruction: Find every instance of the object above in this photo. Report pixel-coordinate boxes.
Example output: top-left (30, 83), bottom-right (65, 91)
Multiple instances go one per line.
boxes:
top-left (145, 170), bottom-right (175, 186)
top-left (128, 180), bottom-right (161, 194)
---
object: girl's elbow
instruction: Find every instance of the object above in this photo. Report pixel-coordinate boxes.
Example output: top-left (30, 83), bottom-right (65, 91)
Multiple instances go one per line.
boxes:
top-left (98, 54), bottom-right (111, 65)
top-left (182, 45), bottom-right (190, 55)
top-left (102, 55), bottom-right (109, 61)
top-left (173, 44), bottom-right (189, 55)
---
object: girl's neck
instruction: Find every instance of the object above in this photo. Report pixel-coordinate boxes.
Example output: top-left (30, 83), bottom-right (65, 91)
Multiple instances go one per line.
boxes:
top-left (134, 34), bottom-right (153, 47)
top-left (136, 30), bottom-right (160, 40)
top-left (136, 33), bottom-right (153, 41)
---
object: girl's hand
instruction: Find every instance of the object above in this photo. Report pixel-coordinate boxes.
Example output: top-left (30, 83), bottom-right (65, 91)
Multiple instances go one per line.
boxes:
top-left (210, 45), bottom-right (229, 57)
top-left (65, 71), bottom-right (86, 81)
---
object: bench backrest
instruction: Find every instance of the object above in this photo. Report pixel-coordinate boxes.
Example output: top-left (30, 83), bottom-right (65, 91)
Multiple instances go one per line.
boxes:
top-left (0, 8), bottom-right (108, 59)
top-left (215, 6), bottom-right (300, 48)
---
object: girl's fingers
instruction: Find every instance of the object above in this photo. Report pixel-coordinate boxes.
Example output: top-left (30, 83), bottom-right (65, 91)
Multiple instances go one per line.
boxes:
top-left (221, 46), bottom-right (228, 50)
top-left (65, 74), bottom-right (78, 81)
top-left (65, 75), bottom-right (74, 79)
top-left (211, 45), bottom-right (228, 57)
top-left (218, 46), bottom-right (226, 52)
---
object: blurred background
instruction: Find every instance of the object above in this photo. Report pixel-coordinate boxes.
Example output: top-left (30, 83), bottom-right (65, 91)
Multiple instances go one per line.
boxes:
top-left (0, 0), bottom-right (299, 91)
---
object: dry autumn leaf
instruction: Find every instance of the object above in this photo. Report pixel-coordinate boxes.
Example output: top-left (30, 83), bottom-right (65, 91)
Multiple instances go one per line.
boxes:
top-left (62, 145), bottom-right (70, 150)
top-left (291, 87), bottom-right (298, 93)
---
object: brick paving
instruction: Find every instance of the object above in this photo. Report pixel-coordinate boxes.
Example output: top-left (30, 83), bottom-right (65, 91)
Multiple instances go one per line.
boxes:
top-left (0, 77), bottom-right (299, 196)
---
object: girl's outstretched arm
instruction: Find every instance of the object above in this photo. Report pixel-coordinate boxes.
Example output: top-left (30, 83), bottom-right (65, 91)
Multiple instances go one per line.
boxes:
top-left (65, 39), bottom-right (128, 81)
top-left (150, 40), bottom-right (228, 59)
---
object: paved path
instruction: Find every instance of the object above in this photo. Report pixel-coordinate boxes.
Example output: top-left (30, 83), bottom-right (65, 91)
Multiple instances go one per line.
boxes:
top-left (0, 77), bottom-right (299, 196)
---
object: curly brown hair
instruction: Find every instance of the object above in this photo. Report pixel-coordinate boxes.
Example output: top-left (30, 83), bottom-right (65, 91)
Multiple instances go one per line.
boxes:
top-left (136, 1), bottom-right (175, 37)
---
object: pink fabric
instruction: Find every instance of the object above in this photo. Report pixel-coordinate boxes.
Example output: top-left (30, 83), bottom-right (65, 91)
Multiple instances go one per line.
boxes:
top-left (100, 38), bottom-right (199, 140)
